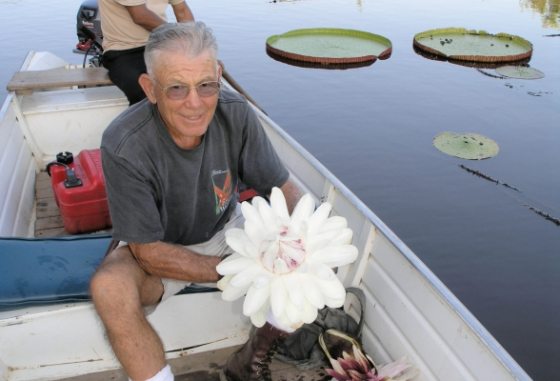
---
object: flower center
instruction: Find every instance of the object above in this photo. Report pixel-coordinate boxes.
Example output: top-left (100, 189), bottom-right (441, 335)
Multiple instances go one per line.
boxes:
top-left (260, 226), bottom-right (306, 274)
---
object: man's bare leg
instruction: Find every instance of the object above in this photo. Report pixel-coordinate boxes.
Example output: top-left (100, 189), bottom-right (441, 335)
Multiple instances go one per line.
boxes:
top-left (90, 246), bottom-right (167, 380)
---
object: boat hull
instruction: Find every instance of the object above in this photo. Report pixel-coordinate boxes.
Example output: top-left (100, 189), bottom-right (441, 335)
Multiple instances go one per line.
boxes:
top-left (0, 51), bottom-right (531, 381)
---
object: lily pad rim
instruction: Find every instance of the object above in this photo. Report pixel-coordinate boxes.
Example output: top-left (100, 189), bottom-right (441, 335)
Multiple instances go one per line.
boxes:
top-left (266, 27), bottom-right (392, 64)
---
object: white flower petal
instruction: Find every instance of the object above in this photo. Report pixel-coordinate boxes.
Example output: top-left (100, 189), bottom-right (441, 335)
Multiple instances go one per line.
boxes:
top-left (289, 194), bottom-right (315, 232)
top-left (250, 301), bottom-right (269, 328)
top-left (221, 283), bottom-right (250, 301)
top-left (241, 200), bottom-right (263, 224)
top-left (229, 265), bottom-right (264, 288)
top-left (307, 202), bottom-right (332, 235)
top-left (324, 294), bottom-right (346, 308)
top-left (217, 274), bottom-right (231, 291)
top-left (285, 275), bottom-right (305, 307)
top-left (315, 277), bottom-right (346, 304)
top-left (243, 280), bottom-right (271, 316)
top-left (244, 222), bottom-right (268, 247)
top-left (270, 187), bottom-right (290, 221)
top-left (216, 256), bottom-right (254, 275)
top-left (309, 263), bottom-right (338, 280)
top-left (300, 300), bottom-right (319, 324)
top-left (270, 277), bottom-right (288, 318)
top-left (300, 276), bottom-right (326, 309)
top-left (310, 245), bottom-right (358, 268)
top-left (285, 299), bottom-right (303, 325)
top-left (306, 222), bottom-right (352, 252)
top-left (318, 216), bottom-right (348, 233)
top-left (225, 229), bottom-right (257, 257)
top-left (253, 197), bottom-right (278, 229)
top-left (327, 228), bottom-right (353, 246)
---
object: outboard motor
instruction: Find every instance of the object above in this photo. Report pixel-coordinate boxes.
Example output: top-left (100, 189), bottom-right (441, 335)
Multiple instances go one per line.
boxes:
top-left (75, 0), bottom-right (103, 66)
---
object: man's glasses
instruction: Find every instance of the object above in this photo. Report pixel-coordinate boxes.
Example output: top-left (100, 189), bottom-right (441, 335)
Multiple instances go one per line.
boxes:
top-left (157, 80), bottom-right (221, 100)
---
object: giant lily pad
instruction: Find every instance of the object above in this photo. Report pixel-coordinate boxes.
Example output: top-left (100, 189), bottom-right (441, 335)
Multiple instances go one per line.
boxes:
top-left (266, 28), bottom-right (392, 65)
top-left (414, 28), bottom-right (533, 64)
top-left (495, 65), bottom-right (545, 79)
top-left (433, 132), bottom-right (499, 160)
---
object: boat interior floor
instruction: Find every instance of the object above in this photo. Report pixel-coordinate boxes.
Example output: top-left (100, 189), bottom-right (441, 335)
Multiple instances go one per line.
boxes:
top-left (59, 345), bottom-right (330, 381)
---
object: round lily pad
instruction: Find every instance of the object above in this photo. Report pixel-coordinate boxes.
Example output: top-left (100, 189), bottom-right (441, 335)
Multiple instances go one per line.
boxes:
top-left (495, 65), bottom-right (545, 79)
top-left (433, 132), bottom-right (499, 160)
top-left (414, 28), bottom-right (533, 64)
top-left (266, 28), bottom-right (392, 65)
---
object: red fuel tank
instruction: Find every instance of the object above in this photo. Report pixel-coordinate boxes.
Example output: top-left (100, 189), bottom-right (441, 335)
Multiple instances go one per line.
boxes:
top-left (48, 149), bottom-right (111, 234)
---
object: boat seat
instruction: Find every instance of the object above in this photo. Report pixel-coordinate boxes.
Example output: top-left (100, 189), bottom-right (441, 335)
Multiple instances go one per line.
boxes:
top-left (0, 235), bottom-right (112, 310)
top-left (6, 67), bottom-right (112, 94)
top-left (0, 235), bottom-right (218, 311)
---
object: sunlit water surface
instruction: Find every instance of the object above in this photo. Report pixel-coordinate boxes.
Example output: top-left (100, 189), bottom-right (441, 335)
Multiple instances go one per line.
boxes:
top-left (1, 0), bottom-right (559, 379)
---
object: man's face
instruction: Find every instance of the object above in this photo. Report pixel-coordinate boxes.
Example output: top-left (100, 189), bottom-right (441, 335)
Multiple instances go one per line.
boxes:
top-left (140, 49), bottom-right (221, 149)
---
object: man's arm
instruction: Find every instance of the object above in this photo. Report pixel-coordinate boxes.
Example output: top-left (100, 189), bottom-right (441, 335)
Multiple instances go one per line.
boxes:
top-left (125, 4), bottom-right (167, 31)
top-left (171, 1), bottom-right (194, 22)
top-left (279, 176), bottom-right (305, 213)
top-left (129, 241), bottom-right (222, 282)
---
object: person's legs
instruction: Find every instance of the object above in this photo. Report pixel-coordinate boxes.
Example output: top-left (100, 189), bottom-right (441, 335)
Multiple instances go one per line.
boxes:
top-left (90, 245), bottom-right (168, 381)
top-left (102, 47), bottom-right (147, 105)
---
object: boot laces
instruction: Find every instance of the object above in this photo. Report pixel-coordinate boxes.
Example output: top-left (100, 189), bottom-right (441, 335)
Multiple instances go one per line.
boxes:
top-left (255, 339), bottom-right (281, 380)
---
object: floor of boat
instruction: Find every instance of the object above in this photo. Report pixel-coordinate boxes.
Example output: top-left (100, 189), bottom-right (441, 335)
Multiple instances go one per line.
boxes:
top-left (59, 345), bottom-right (330, 381)
top-left (35, 171), bottom-right (110, 237)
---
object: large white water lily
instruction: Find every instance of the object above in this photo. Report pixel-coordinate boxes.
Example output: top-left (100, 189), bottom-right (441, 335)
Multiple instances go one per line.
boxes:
top-left (217, 187), bottom-right (358, 331)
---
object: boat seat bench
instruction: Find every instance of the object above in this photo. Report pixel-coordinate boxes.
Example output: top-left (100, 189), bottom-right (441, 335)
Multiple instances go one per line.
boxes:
top-left (0, 235), bottom-right (217, 311)
top-left (6, 67), bottom-right (112, 94)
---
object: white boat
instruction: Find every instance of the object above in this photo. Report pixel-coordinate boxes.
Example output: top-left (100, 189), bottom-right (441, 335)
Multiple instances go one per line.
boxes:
top-left (0, 51), bottom-right (531, 381)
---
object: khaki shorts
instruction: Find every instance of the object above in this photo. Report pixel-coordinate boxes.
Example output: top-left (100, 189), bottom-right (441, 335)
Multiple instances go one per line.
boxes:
top-left (118, 204), bottom-right (245, 303)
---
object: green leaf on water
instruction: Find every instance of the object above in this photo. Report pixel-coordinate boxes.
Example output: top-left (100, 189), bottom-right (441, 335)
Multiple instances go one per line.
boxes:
top-left (495, 65), bottom-right (545, 79)
top-left (413, 28), bottom-right (533, 64)
top-left (433, 132), bottom-right (499, 160)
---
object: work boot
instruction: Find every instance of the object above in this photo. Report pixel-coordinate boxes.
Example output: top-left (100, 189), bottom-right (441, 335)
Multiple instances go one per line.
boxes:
top-left (221, 322), bottom-right (289, 381)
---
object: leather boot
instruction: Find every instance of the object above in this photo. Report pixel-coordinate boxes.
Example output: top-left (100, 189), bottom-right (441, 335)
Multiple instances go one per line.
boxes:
top-left (221, 322), bottom-right (289, 381)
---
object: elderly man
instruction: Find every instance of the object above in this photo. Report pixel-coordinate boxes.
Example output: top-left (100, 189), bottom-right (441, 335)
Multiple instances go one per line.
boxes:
top-left (91, 22), bottom-right (302, 381)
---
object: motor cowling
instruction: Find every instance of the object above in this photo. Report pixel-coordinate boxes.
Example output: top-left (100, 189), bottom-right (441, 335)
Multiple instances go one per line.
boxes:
top-left (76, 0), bottom-right (103, 54)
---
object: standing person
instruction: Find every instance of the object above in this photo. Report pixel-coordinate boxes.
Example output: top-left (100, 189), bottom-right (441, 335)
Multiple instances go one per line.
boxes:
top-left (90, 21), bottom-right (303, 381)
top-left (99, 0), bottom-right (194, 105)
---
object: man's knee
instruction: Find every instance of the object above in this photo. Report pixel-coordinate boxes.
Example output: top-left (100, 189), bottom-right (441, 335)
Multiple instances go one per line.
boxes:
top-left (90, 248), bottom-right (138, 305)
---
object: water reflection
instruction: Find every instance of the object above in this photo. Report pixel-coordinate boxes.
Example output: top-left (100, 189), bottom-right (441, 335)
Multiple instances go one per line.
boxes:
top-left (265, 50), bottom-right (376, 69)
top-left (520, 0), bottom-right (560, 28)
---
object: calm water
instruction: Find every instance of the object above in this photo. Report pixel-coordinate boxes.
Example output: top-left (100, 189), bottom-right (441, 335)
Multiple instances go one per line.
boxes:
top-left (1, 0), bottom-right (559, 379)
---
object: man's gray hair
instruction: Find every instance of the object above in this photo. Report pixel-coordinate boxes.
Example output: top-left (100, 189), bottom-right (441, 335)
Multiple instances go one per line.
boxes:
top-left (144, 21), bottom-right (218, 76)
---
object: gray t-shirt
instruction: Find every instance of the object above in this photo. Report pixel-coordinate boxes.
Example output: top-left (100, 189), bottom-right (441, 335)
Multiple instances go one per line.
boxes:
top-left (101, 88), bottom-right (289, 245)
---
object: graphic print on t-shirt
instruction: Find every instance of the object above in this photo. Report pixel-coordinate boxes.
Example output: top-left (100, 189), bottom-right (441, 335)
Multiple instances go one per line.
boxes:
top-left (211, 169), bottom-right (232, 215)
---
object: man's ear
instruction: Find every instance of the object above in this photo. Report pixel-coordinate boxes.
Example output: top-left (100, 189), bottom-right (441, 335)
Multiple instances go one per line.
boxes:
top-left (139, 73), bottom-right (157, 103)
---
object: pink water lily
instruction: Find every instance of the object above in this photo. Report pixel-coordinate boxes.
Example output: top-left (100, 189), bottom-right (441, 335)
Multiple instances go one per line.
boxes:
top-left (327, 345), bottom-right (416, 381)
top-left (216, 187), bottom-right (358, 331)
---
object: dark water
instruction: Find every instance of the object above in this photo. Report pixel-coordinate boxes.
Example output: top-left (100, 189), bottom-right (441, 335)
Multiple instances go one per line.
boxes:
top-left (1, 0), bottom-right (559, 379)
